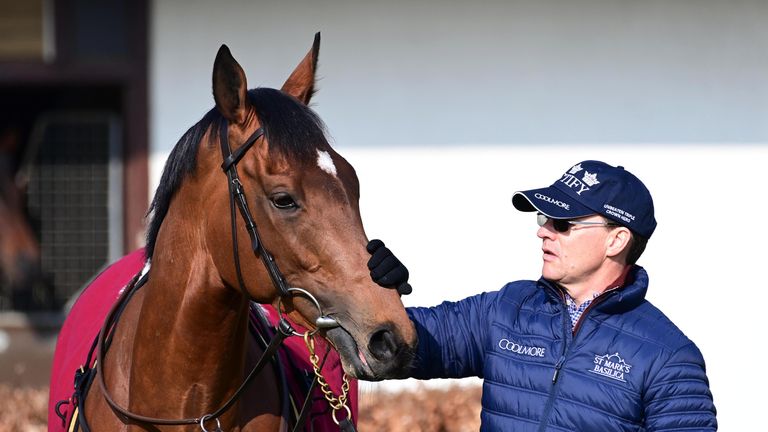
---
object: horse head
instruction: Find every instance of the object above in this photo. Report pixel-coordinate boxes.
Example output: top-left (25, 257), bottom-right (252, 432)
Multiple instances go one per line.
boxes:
top-left (147, 34), bottom-right (416, 381)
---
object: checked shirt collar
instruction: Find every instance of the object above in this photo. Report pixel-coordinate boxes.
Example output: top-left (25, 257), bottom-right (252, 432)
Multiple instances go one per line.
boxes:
top-left (562, 265), bottom-right (634, 331)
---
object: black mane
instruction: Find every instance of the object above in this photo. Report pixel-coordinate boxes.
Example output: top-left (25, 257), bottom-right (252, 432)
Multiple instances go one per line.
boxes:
top-left (145, 88), bottom-right (329, 258)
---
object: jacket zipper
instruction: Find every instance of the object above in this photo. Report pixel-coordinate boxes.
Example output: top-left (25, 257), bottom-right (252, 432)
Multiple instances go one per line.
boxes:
top-left (551, 295), bottom-right (608, 385)
top-left (537, 291), bottom-right (571, 432)
top-left (552, 287), bottom-right (572, 385)
top-left (538, 287), bottom-right (618, 431)
top-left (552, 355), bottom-right (566, 383)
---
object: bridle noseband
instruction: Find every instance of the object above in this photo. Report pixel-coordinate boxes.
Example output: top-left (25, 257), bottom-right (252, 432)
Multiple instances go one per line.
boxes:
top-left (85, 119), bottom-right (348, 431)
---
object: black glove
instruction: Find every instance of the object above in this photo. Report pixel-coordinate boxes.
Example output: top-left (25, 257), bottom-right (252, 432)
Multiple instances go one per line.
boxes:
top-left (366, 239), bottom-right (412, 295)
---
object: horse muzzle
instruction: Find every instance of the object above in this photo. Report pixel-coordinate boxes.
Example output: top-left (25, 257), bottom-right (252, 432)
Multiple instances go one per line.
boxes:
top-left (278, 286), bottom-right (416, 380)
top-left (325, 323), bottom-right (415, 381)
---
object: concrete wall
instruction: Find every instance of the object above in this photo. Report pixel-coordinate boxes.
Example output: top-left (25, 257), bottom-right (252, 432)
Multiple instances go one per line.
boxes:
top-left (150, 1), bottom-right (768, 429)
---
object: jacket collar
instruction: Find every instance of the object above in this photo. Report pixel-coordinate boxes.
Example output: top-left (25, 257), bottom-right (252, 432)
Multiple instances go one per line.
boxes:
top-left (538, 266), bottom-right (649, 314)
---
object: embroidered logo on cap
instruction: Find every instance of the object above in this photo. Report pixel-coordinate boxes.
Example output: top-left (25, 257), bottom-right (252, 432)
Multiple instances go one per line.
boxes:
top-left (569, 163), bottom-right (583, 174)
top-left (582, 171), bottom-right (600, 187)
top-left (534, 193), bottom-right (570, 210)
top-left (589, 352), bottom-right (632, 382)
top-left (559, 173), bottom-right (591, 195)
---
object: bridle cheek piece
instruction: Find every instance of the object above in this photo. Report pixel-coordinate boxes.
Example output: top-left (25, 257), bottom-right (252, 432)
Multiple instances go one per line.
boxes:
top-left (219, 120), bottom-right (290, 299)
top-left (219, 120), bottom-right (339, 332)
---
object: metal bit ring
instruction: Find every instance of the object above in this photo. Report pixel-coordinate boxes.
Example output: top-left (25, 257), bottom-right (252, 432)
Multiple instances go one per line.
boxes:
top-left (199, 414), bottom-right (222, 432)
top-left (276, 287), bottom-right (338, 337)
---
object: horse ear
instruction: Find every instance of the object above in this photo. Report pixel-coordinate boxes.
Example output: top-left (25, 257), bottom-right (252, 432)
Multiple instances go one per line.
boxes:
top-left (212, 44), bottom-right (249, 125)
top-left (281, 32), bottom-right (320, 105)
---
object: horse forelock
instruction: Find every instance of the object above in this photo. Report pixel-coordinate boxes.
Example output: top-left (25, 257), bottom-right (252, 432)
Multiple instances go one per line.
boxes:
top-left (250, 88), bottom-right (331, 164)
top-left (145, 87), bottom-right (332, 259)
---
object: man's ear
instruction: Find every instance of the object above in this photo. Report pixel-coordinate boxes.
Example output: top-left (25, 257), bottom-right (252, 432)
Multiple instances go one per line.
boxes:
top-left (606, 227), bottom-right (632, 260)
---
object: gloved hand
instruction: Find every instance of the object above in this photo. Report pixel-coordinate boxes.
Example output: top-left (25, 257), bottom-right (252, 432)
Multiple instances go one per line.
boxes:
top-left (366, 239), bottom-right (412, 295)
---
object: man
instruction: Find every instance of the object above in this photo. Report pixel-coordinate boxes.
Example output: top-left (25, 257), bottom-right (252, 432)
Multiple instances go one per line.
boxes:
top-left (367, 160), bottom-right (717, 431)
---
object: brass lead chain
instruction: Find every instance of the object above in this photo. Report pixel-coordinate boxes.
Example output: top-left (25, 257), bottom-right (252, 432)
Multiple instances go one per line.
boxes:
top-left (303, 331), bottom-right (352, 426)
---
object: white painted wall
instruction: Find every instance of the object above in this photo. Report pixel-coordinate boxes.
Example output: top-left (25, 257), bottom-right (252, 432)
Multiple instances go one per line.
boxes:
top-left (151, 1), bottom-right (768, 429)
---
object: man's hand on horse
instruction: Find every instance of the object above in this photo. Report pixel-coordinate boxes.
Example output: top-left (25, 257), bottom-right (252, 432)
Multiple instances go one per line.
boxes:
top-left (366, 239), bottom-right (412, 296)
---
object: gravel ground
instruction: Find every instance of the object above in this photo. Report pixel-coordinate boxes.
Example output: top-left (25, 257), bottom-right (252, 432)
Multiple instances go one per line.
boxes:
top-left (359, 385), bottom-right (482, 431)
top-left (2, 384), bottom-right (482, 431)
top-left (0, 385), bottom-right (47, 432)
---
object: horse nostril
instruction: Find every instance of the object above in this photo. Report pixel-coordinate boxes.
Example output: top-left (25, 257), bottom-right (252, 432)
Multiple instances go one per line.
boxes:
top-left (368, 328), bottom-right (401, 362)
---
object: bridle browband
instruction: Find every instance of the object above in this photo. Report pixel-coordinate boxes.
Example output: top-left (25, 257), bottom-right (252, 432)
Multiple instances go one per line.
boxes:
top-left (86, 119), bottom-right (344, 431)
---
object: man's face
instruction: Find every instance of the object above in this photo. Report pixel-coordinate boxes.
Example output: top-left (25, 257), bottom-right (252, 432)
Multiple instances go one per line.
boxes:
top-left (537, 214), bottom-right (616, 286)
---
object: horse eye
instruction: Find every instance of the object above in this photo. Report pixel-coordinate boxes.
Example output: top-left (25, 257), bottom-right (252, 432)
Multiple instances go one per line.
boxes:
top-left (270, 193), bottom-right (298, 210)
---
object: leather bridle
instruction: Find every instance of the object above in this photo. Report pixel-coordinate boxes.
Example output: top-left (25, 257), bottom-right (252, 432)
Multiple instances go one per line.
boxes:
top-left (219, 121), bottom-right (291, 299)
top-left (84, 119), bottom-right (343, 431)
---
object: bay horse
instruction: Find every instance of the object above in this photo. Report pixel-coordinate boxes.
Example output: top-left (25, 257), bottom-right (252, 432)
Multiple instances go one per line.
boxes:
top-left (0, 126), bottom-right (43, 308)
top-left (54, 34), bottom-right (416, 431)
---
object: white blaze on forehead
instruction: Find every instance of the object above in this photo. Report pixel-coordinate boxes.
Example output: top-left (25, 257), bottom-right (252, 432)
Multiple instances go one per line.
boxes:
top-left (316, 149), bottom-right (337, 176)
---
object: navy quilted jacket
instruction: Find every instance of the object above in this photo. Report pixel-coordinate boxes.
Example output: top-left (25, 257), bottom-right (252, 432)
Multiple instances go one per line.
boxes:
top-left (407, 266), bottom-right (717, 431)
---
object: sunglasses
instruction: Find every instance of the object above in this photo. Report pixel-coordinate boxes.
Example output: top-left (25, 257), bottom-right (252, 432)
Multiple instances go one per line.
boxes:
top-left (536, 213), bottom-right (619, 233)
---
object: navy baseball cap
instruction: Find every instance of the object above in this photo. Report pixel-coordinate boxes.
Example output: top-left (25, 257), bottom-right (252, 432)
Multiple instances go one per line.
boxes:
top-left (512, 160), bottom-right (657, 238)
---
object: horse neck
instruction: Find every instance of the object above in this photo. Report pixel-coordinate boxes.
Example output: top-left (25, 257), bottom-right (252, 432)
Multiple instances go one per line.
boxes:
top-left (130, 190), bottom-right (253, 416)
top-left (132, 253), bottom-right (248, 401)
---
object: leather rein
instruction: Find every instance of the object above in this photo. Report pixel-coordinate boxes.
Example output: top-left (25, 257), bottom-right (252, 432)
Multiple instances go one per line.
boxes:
top-left (87, 120), bottom-right (342, 431)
